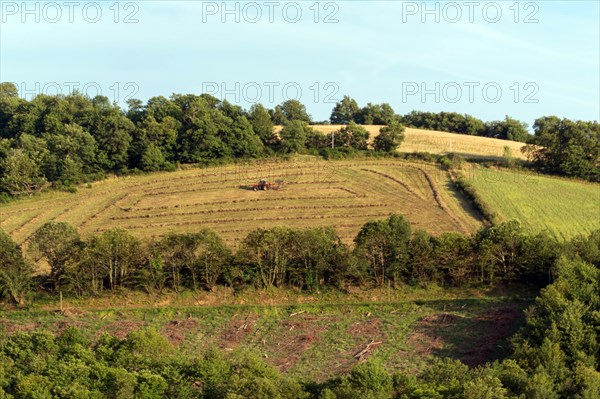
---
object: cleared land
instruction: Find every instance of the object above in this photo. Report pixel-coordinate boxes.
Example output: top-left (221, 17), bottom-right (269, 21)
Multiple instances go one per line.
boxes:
top-left (0, 159), bottom-right (483, 246)
top-left (468, 166), bottom-right (600, 240)
top-left (306, 125), bottom-right (528, 160)
top-left (0, 287), bottom-right (532, 381)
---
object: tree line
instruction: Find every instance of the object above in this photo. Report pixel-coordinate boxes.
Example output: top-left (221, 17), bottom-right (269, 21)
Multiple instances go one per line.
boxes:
top-left (330, 96), bottom-right (531, 142)
top-left (2, 215), bottom-right (596, 304)
top-left (0, 83), bottom-right (406, 199)
top-left (1, 82), bottom-right (597, 199)
top-left (523, 116), bottom-right (600, 182)
top-left (330, 96), bottom-right (599, 181)
top-left (0, 233), bottom-right (598, 398)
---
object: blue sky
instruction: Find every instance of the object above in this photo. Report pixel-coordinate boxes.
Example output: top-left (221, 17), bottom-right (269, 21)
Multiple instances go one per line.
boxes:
top-left (1, 0), bottom-right (598, 125)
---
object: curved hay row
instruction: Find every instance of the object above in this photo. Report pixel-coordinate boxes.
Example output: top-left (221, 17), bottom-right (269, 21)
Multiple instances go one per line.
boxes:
top-left (111, 203), bottom-right (391, 221)
top-left (359, 168), bottom-right (422, 199)
top-left (127, 193), bottom-right (360, 212)
top-left (415, 167), bottom-right (469, 234)
top-left (105, 212), bottom-right (393, 231)
top-left (78, 193), bottom-right (130, 228)
top-left (6, 212), bottom-right (41, 236)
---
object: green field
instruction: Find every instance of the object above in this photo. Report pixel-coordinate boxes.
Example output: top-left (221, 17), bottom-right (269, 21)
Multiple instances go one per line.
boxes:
top-left (469, 166), bottom-right (600, 240)
top-left (0, 287), bottom-right (532, 382)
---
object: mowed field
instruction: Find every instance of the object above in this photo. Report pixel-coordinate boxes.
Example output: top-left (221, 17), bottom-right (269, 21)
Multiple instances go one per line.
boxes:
top-left (308, 125), bottom-right (528, 160)
top-left (468, 166), bottom-right (600, 240)
top-left (0, 159), bottom-right (483, 247)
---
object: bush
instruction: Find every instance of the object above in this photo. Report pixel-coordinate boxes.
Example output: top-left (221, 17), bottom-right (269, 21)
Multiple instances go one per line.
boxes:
top-left (0, 230), bottom-right (33, 305)
top-left (331, 360), bottom-right (393, 399)
top-left (453, 177), bottom-right (498, 224)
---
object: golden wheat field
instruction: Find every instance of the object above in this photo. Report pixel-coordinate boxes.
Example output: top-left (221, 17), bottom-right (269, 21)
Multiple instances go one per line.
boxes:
top-left (0, 159), bottom-right (483, 247)
top-left (306, 126), bottom-right (528, 160)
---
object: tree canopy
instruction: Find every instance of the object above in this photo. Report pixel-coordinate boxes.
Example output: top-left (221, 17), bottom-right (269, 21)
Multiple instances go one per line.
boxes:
top-left (524, 116), bottom-right (600, 181)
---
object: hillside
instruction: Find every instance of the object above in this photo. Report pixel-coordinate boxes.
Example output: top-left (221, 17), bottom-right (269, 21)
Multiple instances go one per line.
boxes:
top-left (307, 125), bottom-right (528, 160)
top-left (0, 287), bottom-right (532, 382)
top-left (468, 166), bottom-right (600, 240)
top-left (0, 159), bottom-right (483, 246)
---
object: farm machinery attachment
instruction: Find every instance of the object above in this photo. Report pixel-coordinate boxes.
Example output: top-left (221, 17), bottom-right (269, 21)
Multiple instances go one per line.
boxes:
top-left (251, 179), bottom-right (284, 191)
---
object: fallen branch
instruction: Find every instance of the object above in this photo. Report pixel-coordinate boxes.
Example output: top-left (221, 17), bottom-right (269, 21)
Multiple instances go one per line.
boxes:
top-left (290, 310), bottom-right (306, 317)
top-left (354, 340), bottom-right (383, 360)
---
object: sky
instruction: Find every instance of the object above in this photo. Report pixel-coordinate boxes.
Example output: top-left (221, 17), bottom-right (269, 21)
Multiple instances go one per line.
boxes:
top-left (0, 0), bottom-right (598, 125)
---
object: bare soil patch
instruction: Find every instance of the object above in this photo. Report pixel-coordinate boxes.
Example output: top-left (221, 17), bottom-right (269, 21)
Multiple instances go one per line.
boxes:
top-left (325, 316), bottom-right (388, 374)
top-left (460, 307), bottom-right (521, 366)
top-left (406, 307), bottom-right (522, 366)
top-left (0, 321), bottom-right (41, 335)
top-left (268, 314), bottom-right (332, 372)
top-left (53, 320), bottom-right (89, 334)
top-left (219, 315), bottom-right (259, 350)
top-left (406, 313), bottom-right (463, 357)
top-left (161, 318), bottom-right (200, 346)
top-left (96, 320), bottom-right (147, 339)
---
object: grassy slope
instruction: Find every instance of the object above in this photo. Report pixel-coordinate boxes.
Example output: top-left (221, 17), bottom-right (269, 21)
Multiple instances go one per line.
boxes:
top-left (0, 159), bottom-right (483, 246)
top-left (469, 166), bottom-right (600, 240)
top-left (0, 287), bottom-right (533, 381)
top-left (307, 125), bottom-right (528, 160)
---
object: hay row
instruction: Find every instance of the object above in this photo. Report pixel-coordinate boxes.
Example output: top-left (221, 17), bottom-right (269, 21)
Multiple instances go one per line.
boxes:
top-left (48, 203), bottom-right (83, 223)
top-left (110, 203), bottom-right (391, 221)
top-left (141, 186), bottom-right (231, 196)
top-left (114, 212), bottom-right (392, 231)
top-left (416, 168), bottom-right (469, 234)
top-left (285, 180), bottom-right (346, 185)
top-left (0, 213), bottom-right (17, 228)
top-left (142, 180), bottom-right (346, 195)
top-left (13, 211), bottom-right (50, 244)
top-left (140, 179), bottom-right (349, 197)
top-left (132, 172), bottom-right (345, 193)
top-left (127, 194), bottom-right (358, 212)
top-left (216, 222), bottom-right (368, 235)
top-left (345, 162), bottom-right (437, 169)
top-left (417, 168), bottom-right (444, 210)
top-left (7, 212), bottom-right (42, 236)
top-left (0, 205), bottom-right (43, 218)
top-left (359, 169), bottom-right (421, 198)
top-left (78, 193), bottom-right (130, 228)
top-left (337, 187), bottom-right (367, 197)
top-left (21, 208), bottom-right (71, 245)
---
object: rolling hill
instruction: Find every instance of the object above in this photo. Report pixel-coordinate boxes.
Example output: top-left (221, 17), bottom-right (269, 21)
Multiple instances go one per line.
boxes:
top-left (467, 166), bottom-right (600, 240)
top-left (0, 159), bottom-right (483, 246)
top-left (305, 125), bottom-right (529, 160)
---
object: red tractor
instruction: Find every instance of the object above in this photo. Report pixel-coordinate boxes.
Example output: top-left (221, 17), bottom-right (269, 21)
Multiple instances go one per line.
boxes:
top-left (252, 179), bottom-right (272, 191)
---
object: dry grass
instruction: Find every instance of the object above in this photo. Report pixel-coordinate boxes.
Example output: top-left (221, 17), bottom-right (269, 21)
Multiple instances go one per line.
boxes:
top-left (0, 159), bottom-right (483, 248)
top-left (302, 125), bottom-right (528, 160)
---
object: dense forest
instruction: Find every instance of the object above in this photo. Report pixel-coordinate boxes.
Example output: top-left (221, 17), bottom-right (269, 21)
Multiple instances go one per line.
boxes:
top-left (0, 223), bottom-right (598, 398)
top-left (1, 82), bottom-right (598, 200)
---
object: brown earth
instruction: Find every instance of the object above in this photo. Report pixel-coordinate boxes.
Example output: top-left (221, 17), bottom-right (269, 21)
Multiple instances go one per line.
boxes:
top-left (219, 314), bottom-right (259, 350)
top-left (405, 307), bottom-right (522, 366)
top-left (96, 320), bottom-right (148, 339)
top-left (161, 318), bottom-right (200, 346)
top-left (460, 307), bottom-right (522, 366)
top-left (0, 321), bottom-right (41, 335)
top-left (266, 314), bottom-right (332, 372)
